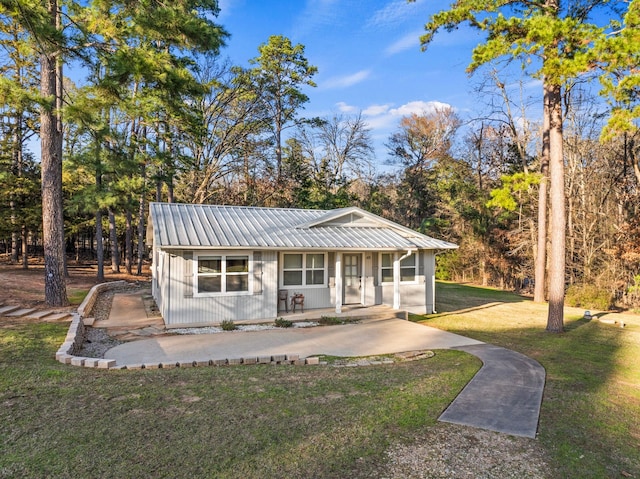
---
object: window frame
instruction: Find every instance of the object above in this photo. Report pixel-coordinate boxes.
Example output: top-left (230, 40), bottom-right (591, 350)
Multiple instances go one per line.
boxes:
top-left (379, 252), bottom-right (418, 285)
top-left (280, 252), bottom-right (327, 288)
top-left (194, 251), bottom-right (253, 297)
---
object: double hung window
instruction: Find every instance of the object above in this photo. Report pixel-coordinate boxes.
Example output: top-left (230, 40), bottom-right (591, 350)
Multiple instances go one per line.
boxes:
top-left (196, 254), bottom-right (250, 294)
top-left (380, 252), bottom-right (417, 283)
top-left (282, 253), bottom-right (326, 287)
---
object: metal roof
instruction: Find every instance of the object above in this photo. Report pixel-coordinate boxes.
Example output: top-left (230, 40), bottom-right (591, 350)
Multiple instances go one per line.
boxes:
top-left (148, 203), bottom-right (458, 251)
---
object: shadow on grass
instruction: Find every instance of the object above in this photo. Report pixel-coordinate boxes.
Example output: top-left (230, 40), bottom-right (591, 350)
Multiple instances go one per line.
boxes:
top-left (415, 282), bottom-right (640, 478)
top-left (434, 281), bottom-right (527, 312)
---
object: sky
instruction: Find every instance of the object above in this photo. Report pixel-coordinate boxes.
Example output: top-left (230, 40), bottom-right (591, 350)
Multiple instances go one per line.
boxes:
top-left (215, 0), bottom-right (510, 168)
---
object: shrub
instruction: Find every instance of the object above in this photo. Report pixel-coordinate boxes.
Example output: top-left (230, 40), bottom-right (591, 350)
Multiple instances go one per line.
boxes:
top-left (220, 319), bottom-right (237, 331)
top-left (274, 317), bottom-right (293, 328)
top-left (565, 284), bottom-right (612, 311)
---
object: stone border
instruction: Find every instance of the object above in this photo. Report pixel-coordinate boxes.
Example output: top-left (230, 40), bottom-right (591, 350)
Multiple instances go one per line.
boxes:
top-left (57, 281), bottom-right (321, 370)
top-left (77, 280), bottom-right (128, 319)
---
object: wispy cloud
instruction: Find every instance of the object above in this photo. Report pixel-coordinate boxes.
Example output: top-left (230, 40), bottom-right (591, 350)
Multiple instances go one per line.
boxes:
top-left (367, 0), bottom-right (426, 29)
top-left (384, 31), bottom-right (422, 56)
top-left (363, 104), bottom-right (392, 116)
top-left (336, 101), bottom-right (357, 113)
top-left (322, 69), bottom-right (371, 89)
top-left (217, 0), bottom-right (242, 20)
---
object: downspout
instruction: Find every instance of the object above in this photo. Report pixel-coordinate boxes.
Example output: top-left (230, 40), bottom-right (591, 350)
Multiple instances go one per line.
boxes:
top-left (393, 248), bottom-right (415, 310)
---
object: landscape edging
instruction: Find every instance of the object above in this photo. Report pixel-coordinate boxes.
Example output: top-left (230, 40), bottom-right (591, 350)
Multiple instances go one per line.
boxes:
top-left (56, 281), bottom-right (321, 370)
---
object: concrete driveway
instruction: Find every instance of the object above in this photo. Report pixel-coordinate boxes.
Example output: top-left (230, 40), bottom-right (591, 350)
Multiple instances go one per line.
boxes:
top-left (103, 296), bottom-right (545, 439)
top-left (105, 317), bottom-right (483, 364)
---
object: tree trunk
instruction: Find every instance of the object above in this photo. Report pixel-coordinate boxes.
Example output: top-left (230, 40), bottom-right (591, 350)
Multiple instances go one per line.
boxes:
top-left (40, 0), bottom-right (68, 306)
top-left (96, 210), bottom-right (104, 281)
top-left (21, 224), bottom-right (28, 269)
top-left (137, 163), bottom-right (146, 275)
top-left (546, 81), bottom-right (566, 333)
top-left (108, 208), bottom-right (120, 273)
top-left (125, 208), bottom-right (133, 275)
top-left (534, 88), bottom-right (550, 303)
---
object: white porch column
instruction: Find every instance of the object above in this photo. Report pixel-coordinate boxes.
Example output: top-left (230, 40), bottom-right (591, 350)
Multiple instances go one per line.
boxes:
top-left (393, 251), bottom-right (400, 310)
top-left (335, 252), bottom-right (343, 314)
top-left (424, 250), bottom-right (436, 314)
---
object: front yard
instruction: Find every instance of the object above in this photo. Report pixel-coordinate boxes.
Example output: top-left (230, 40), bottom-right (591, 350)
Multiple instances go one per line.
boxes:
top-left (1, 279), bottom-right (638, 478)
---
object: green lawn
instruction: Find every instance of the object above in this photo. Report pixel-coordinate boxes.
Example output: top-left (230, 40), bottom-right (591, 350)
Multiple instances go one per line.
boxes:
top-left (0, 321), bottom-right (477, 479)
top-left (419, 281), bottom-right (640, 479)
top-left (1, 282), bottom-right (638, 478)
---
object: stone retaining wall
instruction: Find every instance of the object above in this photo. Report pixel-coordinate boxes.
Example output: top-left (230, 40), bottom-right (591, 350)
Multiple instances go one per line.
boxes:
top-left (77, 280), bottom-right (128, 319)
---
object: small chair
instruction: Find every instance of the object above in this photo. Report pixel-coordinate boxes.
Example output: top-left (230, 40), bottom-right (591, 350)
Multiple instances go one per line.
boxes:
top-left (291, 293), bottom-right (304, 313)
top-left (278, 290), bottom-right (288, 313)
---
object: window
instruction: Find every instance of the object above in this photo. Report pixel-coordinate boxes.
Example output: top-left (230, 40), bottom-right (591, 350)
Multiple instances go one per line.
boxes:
top-left (282, 253), bottom-right (326, 287)
top-left (196, 254), bottom-right (250, 294)
top-left (380, 252), bottom-right (417, 283)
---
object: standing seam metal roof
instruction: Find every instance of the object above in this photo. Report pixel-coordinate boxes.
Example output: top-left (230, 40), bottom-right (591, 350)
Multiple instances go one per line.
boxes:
top-left (149, 203), bottom-right (458, 251)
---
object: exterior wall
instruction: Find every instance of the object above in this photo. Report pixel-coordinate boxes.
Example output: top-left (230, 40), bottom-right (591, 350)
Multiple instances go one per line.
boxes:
top-left (153, 247), bottom-right (439, 325)
top-left (161, 249), bottom-right (278, 327)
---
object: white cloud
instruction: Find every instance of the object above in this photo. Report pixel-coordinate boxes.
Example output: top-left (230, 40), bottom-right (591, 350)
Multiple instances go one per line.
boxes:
top-left (384, 31), bottom-right (422, 56)
top-left (322, 69), bottom-right (371, 89)
top-left (362, 104), bottom-right (391, 116)
top-left (389, 100), bottom-right (451, 117)
top-left (336, 101), bottom-right (357, 113)
top-left (361, 100), bottom-right (453, 131)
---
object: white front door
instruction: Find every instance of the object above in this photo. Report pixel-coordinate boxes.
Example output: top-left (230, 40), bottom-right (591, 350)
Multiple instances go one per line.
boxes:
top-left (343, 254), bottom-right (361, 304)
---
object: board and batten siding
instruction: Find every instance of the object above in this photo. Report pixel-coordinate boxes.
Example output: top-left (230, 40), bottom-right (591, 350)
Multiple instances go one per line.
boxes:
top-left (161, 250), bottom-right (278, 327)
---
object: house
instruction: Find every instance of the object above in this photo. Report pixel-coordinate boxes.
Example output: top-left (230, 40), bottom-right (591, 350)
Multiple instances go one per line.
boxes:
top-left (148, 202), bottom-right (457, 328)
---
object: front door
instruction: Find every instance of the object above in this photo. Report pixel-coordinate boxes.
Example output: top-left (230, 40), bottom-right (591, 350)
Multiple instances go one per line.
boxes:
top-left (343, 254), bottom-right (361, 304)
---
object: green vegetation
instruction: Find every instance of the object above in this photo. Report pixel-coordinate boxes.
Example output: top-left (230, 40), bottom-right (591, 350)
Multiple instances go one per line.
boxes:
top-left (67, 289), bottom-right (90, 306)
top-left (220, 319), bottom-right (237, 331)
top-left (318, 316), bottom-right (359, 326)
top-left (274, 317), bottom-right (293, 328)
top-left (565, 284), bottom-right (613, 311)
top-left (0, 322), bottom-right (476, 478)
top-left (420, 282), bottom-right (640, 478)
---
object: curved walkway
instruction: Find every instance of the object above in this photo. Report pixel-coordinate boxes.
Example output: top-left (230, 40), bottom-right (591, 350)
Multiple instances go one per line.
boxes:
top-left (438, 344), bottom-right (545, 438)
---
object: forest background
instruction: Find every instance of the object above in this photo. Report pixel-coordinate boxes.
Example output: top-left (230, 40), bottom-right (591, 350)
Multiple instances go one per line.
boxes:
top-left (1, 0), bottom-right (639, 313)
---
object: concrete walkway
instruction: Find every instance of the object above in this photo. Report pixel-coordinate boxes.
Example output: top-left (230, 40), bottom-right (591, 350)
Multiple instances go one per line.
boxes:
top-left (438, 344), bottom-right (545, 438)
top-left (102, 294), bottom-right (545, 438)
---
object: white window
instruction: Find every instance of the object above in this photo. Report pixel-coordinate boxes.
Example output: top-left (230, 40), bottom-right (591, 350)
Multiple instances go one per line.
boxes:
top-left (195, 253), bottom-right (251, 295)
top-left (281, 253), bottom-right (326, 287)
top-left (380, 252), bottom-right (417, 284)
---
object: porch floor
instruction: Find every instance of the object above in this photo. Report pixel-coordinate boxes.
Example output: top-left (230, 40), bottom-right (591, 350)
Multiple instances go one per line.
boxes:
top-left (233, 304), bottom-right (405, 325)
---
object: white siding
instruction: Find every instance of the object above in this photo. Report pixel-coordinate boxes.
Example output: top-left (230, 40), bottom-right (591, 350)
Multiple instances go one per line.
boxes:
top-left (163, 250), bottom-right (278, 326)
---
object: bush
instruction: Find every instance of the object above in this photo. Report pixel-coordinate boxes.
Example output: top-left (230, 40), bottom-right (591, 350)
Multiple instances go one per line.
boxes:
top-left (274, 317), bottom-right (293, 328)
top-left (565, 284), bottom-right (612, 311)
top-left (220, 319), bottom-right (237, 331)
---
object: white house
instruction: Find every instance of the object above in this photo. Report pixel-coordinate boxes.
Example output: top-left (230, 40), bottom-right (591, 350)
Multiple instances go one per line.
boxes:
top-left (148, 202), bottom-right (457, 328)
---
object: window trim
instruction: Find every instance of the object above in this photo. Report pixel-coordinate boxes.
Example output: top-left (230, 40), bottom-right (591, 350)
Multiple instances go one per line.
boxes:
top-left (194, 251), bottom-right (253, 297)
top-left (280, 252), bottom-right (327, 288)
top-left (379, 252), bottom-right (418, 285)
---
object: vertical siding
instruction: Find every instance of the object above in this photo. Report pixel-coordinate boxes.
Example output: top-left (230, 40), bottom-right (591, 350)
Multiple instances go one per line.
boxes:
top-left (163, 250), bottom-right (278, 326)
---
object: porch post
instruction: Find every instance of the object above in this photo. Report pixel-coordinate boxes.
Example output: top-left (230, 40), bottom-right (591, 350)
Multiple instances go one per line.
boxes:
top-left (393, 251), bottom-right (400, 309)
top-left (335, 252), bottom-right (342, 314)
top-left (425, 250), bottom-right (436, 314)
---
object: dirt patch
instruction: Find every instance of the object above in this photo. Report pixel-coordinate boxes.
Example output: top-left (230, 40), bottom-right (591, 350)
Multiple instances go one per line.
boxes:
top-left (0, 260), bottom-right (150, 310)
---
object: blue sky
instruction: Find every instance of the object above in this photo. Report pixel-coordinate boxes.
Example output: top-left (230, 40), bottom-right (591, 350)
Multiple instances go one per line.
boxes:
top-left (216, 0), bottom-right (504, 167)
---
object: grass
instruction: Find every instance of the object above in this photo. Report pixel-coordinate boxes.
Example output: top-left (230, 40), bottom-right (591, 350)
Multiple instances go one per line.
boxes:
top-left (2, 281), bottom-right (638, 478)
top-left (67, 289), bottom-right (90, 306)
top-left (0, 322), bottom-right (477, 479)
top-left (418, 281), bottom-right (640, 478)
